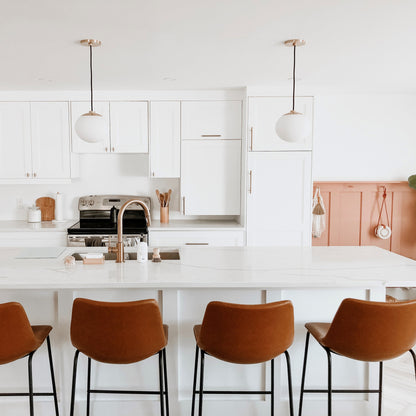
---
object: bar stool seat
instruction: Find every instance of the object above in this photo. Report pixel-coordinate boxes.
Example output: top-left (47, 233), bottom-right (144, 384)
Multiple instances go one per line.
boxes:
top-left (191, 300), bottom-right (294, 416)
top-left (69, 298), bottom-right (169, 416)
top-left (299, 298), bottom-right (416, 416)
top-left (0, 302), bottom-right (59, 416)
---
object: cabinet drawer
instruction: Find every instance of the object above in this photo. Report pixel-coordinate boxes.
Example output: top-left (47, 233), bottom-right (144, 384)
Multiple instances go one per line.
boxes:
top-left (149, 230), bottom-right (244, 247)
top-left (0, 232), bottom-right (67, 247)
top-left (181, 101), bottom-right (242, 140)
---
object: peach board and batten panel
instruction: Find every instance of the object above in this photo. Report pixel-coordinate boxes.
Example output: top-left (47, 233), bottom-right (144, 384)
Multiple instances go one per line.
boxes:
top-left (313, 182), bottom-right (416, 260)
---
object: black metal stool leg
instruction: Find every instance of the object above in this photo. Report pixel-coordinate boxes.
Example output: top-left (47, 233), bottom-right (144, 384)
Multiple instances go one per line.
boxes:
top-left (28, 352), bottom-right (35, 416)
top-left (271, 358), bottom-right (274, 416)
top-left (298, 331), bottom-right (310, 416)
top-left (162, 348), bottom-right (170, 416)
top-left (198, 350), bottom-right (205, 416)
top-left (409, 349), bottom-right (416, 383)
top-left (284, 351), bottom-right (294, 416)
top-left (325, 348), bottom-right (332, 416)
top-left (191, 345), bottom-right (199, 416)
top-left (158, 351), bottom-right (165, 416)
top-left (378, 362), bottom-right (383, 416)
top-left (46, 336), bottom-right (59, 416)
top-left (70, 350), bottom-right (80, 416)
top-left (87, 357), bottom-right (91, 416)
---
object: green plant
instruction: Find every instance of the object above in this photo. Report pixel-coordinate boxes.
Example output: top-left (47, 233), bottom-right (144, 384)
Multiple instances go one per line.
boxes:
top-left (408, 175), bottom-right (416, 190)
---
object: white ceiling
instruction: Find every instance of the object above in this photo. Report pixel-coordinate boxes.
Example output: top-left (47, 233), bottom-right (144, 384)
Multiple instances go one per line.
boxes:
top-left (1, 0), bottom-right (415, 92)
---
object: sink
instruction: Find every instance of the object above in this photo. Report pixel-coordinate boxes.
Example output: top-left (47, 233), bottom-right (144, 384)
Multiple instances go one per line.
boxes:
top-left (71, 250), bottom-right (180, 261)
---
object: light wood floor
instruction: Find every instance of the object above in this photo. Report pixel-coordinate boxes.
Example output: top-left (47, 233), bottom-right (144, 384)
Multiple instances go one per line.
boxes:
top-left (384, 353), bottom-right (416, 415)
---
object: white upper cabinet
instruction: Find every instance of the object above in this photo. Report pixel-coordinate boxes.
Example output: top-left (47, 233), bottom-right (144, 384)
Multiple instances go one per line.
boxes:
top-left (0, 102), bottom-right (31, 179)
top-left (248, 97), bottom-right (313, 151)
top-left (181, 140), bottom-right (241, 215)
top-left (31, 102), bottom-right (70, 179)
top-left (71, 101), bottom-right (110, 153)
top-left (150, 101), bottom-right (180, 178)
top-left (110, 101), bottom-right (148, 153)
top-left (247, 152), bottom-right (312, 246)
top-left (181, 101), bottom-right (242, 140)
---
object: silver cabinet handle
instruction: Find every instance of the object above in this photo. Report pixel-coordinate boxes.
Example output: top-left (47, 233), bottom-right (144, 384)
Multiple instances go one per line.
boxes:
top-left (112, 147), bottom-right (115, 152)
top-left (249, 170), bottom-right (253, 194)
top-left (201, 134), bottom-right (222, 138)
top-left (152, 172), bottom-right (155, 177)
top-left (105, 147), bottom-right (108, 152)
top-left (185, 243), bottom-right (209, 245)
top-left (26, 173), bottom-right (30, 178)
top-left (182, 196), bottom-right (186, 215)
top-left (250, 127), bottom-right (254, 151)
top-left (33, 172), bottom-right (37, 178)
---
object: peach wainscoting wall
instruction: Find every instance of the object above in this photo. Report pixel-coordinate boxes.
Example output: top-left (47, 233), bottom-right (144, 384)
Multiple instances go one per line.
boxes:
top-left (312, 182), bottom-right (416, 260)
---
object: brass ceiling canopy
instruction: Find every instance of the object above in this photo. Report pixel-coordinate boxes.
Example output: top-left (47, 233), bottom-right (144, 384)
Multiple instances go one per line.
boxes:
top-left (283, 39), bottom-right (306, 47)
top-left (80, 39), bottom-right (102, 47)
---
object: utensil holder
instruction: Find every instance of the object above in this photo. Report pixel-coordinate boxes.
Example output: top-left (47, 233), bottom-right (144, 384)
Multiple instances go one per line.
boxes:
top-left (160, 207), bottom-right (169, 224)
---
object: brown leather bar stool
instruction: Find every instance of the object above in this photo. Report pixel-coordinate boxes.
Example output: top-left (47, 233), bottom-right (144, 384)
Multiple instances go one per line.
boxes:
top-left (0, 302), bottom-right (59, 416)
top-left (298, 298), bottom-right (416, 416)
top-left (69, 298), bottom-right (169, 416)
top-left (191, 300), bottom-right (294, 416)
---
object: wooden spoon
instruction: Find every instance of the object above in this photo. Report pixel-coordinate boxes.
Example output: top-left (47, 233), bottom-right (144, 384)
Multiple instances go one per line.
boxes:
top-left (156, 189), bottom-right (161, 205)
top-left (160, 193), bottom-right (164, 208)
top-left (164, 192), bottom-right (169, 207)
top-left (167, 189), bottom-right (172, 206)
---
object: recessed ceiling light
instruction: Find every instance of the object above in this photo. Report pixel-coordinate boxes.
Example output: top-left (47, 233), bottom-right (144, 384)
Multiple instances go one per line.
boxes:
top-left (163, 77), bottom-right (176, 82)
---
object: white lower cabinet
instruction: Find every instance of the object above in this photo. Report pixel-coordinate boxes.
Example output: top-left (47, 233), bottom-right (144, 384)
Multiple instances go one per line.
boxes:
top-left (149, 230), bottom-right (244, 247)
top-left (181, 140), bottom-right (241, 215)
top-left (247, 152), bottom-right (312, 246)
top-left (0, 232), bottom-right (67, 247)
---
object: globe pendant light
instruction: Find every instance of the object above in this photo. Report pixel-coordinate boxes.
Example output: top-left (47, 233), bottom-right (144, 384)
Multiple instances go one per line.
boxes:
top-left (275, 39), bottom-right (307, 143)
top-left (75, 39), bottom-right (106, 143)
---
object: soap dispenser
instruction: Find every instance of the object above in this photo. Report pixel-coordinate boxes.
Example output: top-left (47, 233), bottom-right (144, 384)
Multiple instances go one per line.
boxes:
top-left (136, 237), bottom-right (148, 263)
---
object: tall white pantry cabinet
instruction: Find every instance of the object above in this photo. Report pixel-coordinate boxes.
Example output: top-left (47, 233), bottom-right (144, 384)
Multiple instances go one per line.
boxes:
top-left (246, 96), bottom-right (313, 246)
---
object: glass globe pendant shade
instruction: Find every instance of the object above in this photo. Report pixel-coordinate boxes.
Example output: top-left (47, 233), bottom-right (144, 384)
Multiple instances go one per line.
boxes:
top-left (275, 110), bottom-right (307, 143)
top-left (75, 111), bottom-right (106, 143)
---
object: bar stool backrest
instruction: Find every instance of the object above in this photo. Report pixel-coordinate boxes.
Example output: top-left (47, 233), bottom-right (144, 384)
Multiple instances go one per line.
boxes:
top-left (0, 302), bottom-right (38, 364)
top-left (323, 298), bottom-right (416, 362)
top-left (198, 300), bottom-right (294, 364)
top-left (71, 298), bottom-right (167, 364)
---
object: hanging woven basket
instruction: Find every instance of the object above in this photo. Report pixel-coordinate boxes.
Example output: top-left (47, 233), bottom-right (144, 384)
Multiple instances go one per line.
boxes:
top-left (312, 187), bottom-right (326, 238)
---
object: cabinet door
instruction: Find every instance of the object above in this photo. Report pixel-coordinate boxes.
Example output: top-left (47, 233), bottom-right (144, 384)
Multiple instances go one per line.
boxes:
top-left (110, 101), bottom-right (148, 153)
top-left (150, 101), bottom-right (180, 178)
top-left (71, 101), bottom-right (110, 153)
top-left (181, 140), bottom-right (241, 215)
top-left (31, 102), bottom-right (71, 179)
top-left (0, 103), bottom-right (31, 179)
top-left (181, 101), bottom-right (242, 139)
top-left (247, 152), bottom-right (312, 246)
top-left (248, 97), bottom-right (313, 151)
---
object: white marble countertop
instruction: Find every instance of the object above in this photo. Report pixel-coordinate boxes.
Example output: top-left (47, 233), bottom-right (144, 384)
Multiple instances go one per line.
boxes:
top-left (0, 220), bottom-right (75, 232)
top-left (148, 219), bottom-right (244, 231)
top-left (0, 219), bottom-right (243, 232)
top-left (0, 246), bottom-right (414, 289)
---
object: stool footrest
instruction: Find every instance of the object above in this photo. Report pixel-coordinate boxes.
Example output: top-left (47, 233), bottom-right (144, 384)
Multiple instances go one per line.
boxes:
top-left (304, 389), bottom-right (380, 394)
top-left (90, 389), bottom-right (167, 395)
top-left (196, 390), bottom-right (272, 395)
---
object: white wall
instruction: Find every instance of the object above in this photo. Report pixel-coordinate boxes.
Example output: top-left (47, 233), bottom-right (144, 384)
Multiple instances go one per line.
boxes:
top-left (0, 154), bottom-right (180, 221)
top-left (313, 94), bottom-right (416, 181)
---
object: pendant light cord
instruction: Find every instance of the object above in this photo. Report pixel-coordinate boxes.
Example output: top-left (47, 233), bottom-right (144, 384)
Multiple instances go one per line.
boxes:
top-left (292, 44), bottom-right (296, 112)
top-left (89, 45), bottom-right (94, 112)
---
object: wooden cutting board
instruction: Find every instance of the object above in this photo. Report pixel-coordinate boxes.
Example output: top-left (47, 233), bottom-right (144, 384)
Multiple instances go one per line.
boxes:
top-left (36, 197), bottom-right (55, 221)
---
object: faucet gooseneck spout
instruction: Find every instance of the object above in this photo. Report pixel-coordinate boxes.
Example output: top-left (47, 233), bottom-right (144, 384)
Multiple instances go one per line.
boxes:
top-left (108, 199), bottom-right (151, 263)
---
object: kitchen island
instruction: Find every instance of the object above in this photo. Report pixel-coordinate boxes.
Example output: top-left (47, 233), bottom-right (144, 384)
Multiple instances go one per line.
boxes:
top-left (0, 246), bottom-right (415, 416)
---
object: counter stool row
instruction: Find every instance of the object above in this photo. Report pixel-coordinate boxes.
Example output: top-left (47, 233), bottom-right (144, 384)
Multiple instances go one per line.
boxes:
top-left (1, 298), bottom-right (416, 416)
